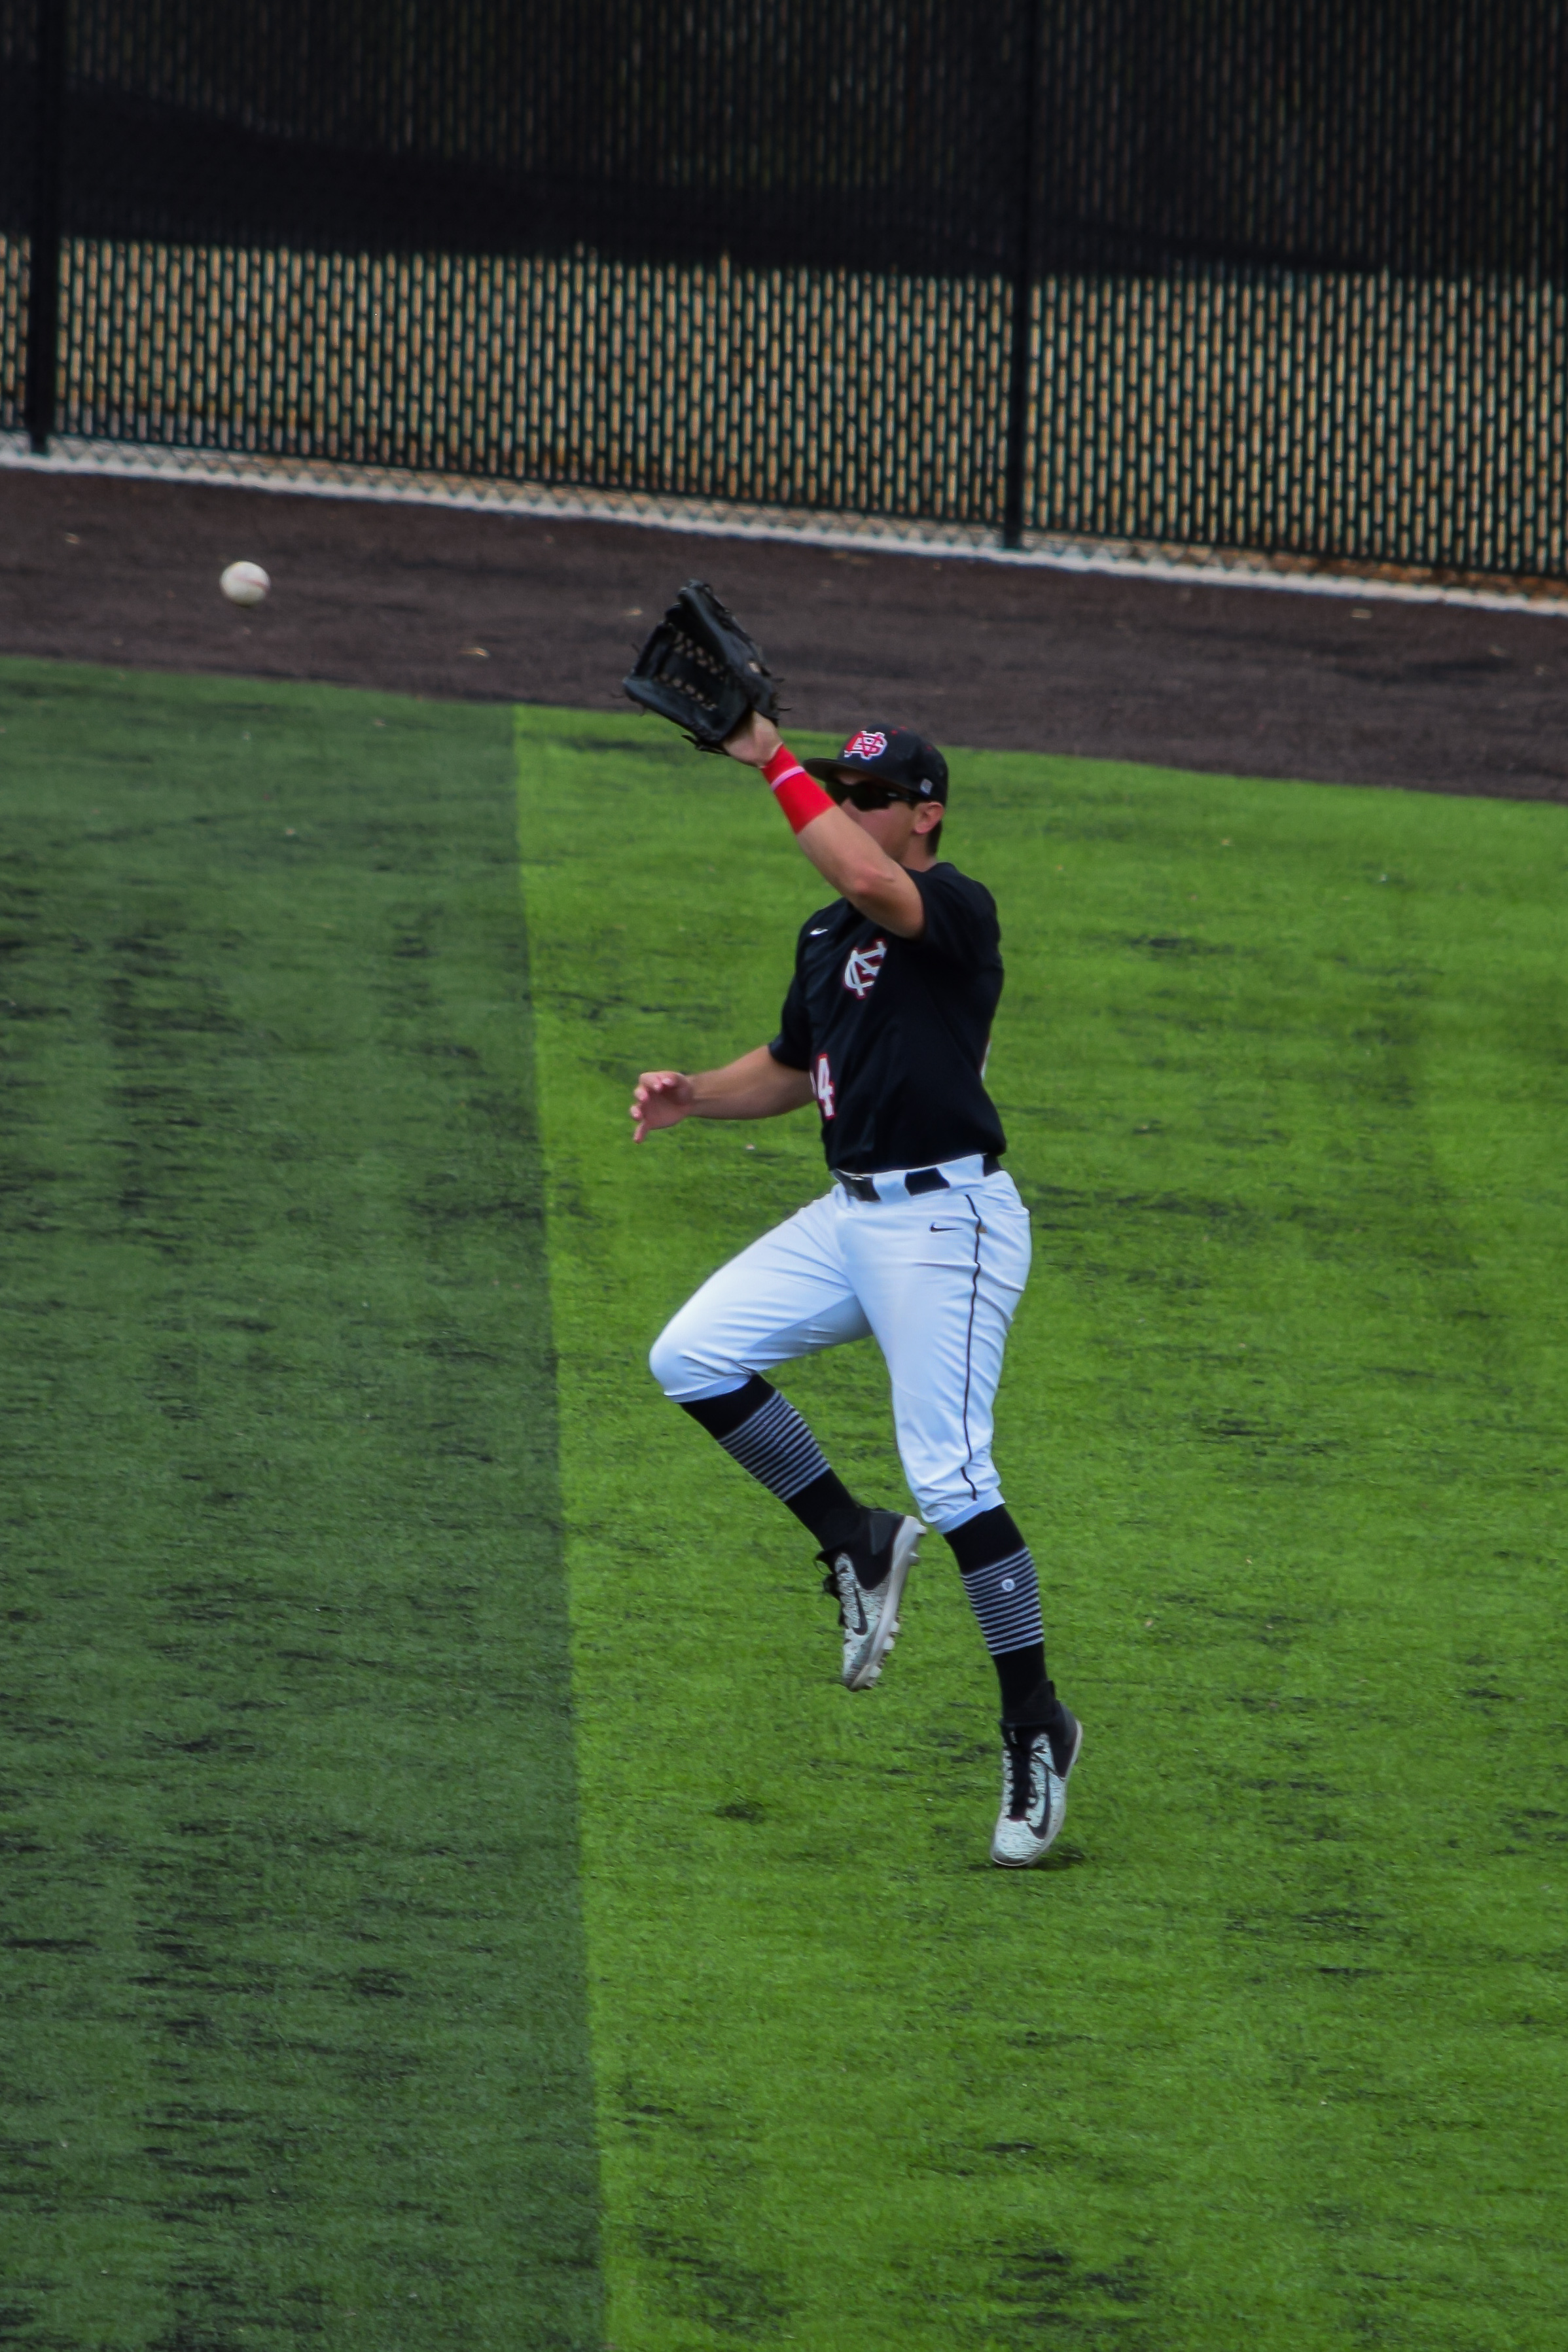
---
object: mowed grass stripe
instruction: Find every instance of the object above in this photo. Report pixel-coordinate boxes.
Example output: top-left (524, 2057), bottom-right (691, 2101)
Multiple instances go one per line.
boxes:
top-left (0, 662), bottom-right (601, 2351)
top-left (517, 704), bottom-right (1567, 2352)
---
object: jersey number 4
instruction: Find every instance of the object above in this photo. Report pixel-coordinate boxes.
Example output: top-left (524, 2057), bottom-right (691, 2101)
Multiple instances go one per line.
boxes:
top-left (813, 1053), bottom-right (836, 1118)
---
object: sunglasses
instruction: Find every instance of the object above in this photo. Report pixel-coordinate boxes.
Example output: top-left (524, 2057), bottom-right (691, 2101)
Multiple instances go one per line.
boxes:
top-left (825, 777), bottom-right (925, 811)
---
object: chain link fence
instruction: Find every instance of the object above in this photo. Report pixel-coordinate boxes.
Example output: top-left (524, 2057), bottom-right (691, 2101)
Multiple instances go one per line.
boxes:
top-left (3, 0), bottom-right (1566, 575)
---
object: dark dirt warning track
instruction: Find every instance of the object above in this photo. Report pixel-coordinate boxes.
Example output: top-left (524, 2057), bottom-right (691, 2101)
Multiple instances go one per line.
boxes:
top-left (2, 466), bottom-right (1564, 802)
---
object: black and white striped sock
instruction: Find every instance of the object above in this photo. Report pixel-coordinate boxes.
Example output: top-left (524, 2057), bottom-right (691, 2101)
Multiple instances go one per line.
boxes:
top-left (945, 1504), bottom-right (1054, 1726)
top-left (717, 1386), bottom-right (830, 1503)
top-left (960, 1545), bottom-right (1044, 1656)
top-left (679, 1376), bottom-right (860, 1548)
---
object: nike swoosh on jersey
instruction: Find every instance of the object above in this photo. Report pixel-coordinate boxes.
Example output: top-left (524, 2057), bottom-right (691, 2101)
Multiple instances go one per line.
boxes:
top-left (809, 926), bottom-right (830, 935)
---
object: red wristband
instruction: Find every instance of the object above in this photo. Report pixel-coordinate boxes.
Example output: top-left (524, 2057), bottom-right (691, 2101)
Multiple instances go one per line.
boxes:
top-left (763, 742), bottom-right (834, 835)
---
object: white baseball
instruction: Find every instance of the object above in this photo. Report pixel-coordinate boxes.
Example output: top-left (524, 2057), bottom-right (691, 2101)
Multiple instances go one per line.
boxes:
top-left (220, 561), bottom-right (270, 607)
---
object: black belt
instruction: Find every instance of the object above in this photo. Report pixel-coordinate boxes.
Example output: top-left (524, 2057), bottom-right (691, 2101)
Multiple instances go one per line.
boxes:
top-left (835, 1154), bottom-right (1001, 1204)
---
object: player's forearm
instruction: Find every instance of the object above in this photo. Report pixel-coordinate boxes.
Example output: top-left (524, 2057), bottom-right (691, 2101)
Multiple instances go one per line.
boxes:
top-left (790, 800), bottom-right (925, 933)
top-left (721, 715), bottom-right (925, 931)
top-left (688, 1045), bottom-right (814, 1121)
top-left (760, 746), bottom-right (926, 936)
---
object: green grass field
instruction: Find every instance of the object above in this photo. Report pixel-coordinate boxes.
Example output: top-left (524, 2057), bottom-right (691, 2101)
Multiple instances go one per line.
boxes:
top-left (3, 660), bottom-right (1565, 2350)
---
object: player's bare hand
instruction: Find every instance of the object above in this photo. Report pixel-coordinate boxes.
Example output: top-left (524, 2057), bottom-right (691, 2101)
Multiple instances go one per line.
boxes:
top-left (721, 709), bottom-right (781, 768)
top-left (630, 1069), bottom-right (695, 1141)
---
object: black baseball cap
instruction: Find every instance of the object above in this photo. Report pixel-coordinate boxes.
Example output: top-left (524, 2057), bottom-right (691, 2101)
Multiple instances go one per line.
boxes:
top-left (804, 725), bottom-right (949, 804)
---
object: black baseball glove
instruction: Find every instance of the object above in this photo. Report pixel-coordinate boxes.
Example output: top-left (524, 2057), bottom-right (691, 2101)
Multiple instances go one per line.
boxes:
top-left (622, 579), bottom-right (781, 751)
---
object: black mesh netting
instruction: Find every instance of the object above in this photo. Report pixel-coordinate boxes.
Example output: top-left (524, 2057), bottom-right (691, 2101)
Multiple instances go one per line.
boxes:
top-left (3, 0), bottom-right (1566, 571)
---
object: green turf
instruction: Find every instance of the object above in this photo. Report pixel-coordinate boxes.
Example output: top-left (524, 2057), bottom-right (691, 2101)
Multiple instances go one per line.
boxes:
top-left (7, 661), bottom-right (1565, 2351)
top-left (0, 662), bottom-right (601, 2351)
top-left (517, 705), bottom-right (1568, 2351)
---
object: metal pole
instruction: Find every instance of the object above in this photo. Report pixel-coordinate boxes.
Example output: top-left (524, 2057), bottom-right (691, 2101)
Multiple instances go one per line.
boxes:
top-left (24, 0), bottom-right (67, 454)
top-left (1001, 0), bottom-right (1044, 550)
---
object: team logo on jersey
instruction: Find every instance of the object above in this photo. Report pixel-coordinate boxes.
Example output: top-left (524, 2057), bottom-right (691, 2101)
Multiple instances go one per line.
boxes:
top-left (842, 937), bottom-right (887, 999)
top-left (842, 729), bottom-right (888, 762)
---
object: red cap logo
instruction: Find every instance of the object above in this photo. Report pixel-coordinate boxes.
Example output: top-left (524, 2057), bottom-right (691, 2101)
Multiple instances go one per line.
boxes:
top-left (842, 730), bottom-right (888, 762)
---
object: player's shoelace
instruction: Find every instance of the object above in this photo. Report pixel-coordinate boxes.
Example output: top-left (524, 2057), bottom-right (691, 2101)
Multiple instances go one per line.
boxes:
top-left (1004, 1728), bottom-right (1045, 1821)
top-left (821, 1558), bottom-right (868, 1635)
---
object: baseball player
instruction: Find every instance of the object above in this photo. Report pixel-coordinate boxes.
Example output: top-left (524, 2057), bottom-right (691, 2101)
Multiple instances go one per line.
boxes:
top-left (631, 712), bottom-right (1080, 1866)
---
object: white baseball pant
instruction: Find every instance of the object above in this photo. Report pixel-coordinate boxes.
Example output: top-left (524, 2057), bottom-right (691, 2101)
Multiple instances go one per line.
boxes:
top-left (649, 1167), bottom-right (1031, 1533)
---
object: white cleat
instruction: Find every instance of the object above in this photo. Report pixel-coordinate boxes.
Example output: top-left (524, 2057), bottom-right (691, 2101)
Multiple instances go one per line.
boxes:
top-left (819, 1511), bottom-right (923, 1690)
top-left (990, 1706), bottom-right (1082, 1867)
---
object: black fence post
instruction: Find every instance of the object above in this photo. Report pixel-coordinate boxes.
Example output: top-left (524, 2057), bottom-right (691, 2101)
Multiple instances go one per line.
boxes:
top-left (1001, 0), bottom-right (1044, 550)
top-left (24, 0), bottom-right (67, 454)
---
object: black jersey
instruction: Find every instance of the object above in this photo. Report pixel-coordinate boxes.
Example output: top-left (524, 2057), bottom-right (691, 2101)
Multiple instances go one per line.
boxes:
top-left (768, 863), bottom-right (1007, 1174)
